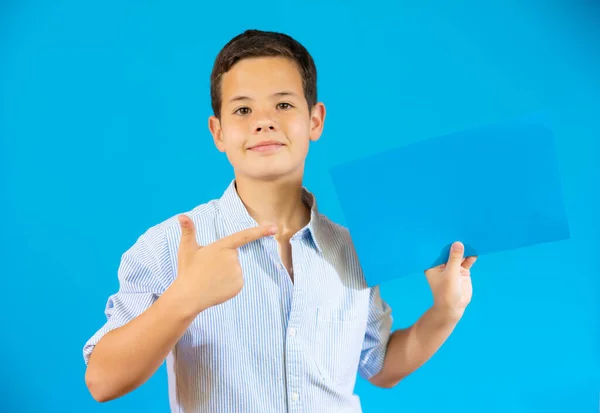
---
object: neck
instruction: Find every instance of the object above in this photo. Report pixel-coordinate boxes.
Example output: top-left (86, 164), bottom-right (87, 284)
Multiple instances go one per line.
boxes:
top-left (234, 174), bottom-right (311, 239)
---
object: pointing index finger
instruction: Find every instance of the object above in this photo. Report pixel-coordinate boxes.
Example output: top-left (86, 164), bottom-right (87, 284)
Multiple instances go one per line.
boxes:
top-left (219, 225), bottom-right (277, 249)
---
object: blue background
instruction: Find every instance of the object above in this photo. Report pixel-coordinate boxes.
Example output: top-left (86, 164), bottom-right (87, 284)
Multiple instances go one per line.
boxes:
top-left (1, 1), bottom-right (598, 412)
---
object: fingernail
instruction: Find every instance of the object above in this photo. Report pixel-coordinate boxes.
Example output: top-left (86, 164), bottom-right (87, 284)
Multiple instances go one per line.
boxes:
top-left (452, 242), bottom-right (462, 251)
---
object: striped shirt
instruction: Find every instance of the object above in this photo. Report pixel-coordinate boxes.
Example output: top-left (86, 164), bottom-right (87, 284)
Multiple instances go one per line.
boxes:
top-left (83, 180), bottom-right (393, 413)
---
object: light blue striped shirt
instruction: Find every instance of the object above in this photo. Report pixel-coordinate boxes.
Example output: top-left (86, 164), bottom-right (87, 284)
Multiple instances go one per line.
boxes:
top-left (83, 180), bottom-right (393, 412)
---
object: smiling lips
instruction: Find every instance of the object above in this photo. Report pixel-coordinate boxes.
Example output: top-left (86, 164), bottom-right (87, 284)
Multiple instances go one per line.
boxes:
top-left (248, 140), bottom-right (284, 153)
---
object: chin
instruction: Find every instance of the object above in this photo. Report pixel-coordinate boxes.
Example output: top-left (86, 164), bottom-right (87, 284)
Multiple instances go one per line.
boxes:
top-left (238, 166), bottom-right (303, 182)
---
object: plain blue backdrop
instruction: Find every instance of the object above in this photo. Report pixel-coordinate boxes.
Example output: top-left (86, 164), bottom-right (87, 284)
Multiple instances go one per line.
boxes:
top-left (1, 1), bottom-right (598, 412)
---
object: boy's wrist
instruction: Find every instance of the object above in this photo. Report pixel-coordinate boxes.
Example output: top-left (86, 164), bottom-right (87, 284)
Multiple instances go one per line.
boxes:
top-left (429, 304), bottom-right (464, 326)
top-left (163, 280), bottom-right (212, 320)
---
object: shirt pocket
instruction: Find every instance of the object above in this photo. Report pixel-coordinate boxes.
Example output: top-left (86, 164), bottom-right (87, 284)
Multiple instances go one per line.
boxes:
top-left (312, 307), bottom-right (367, 386)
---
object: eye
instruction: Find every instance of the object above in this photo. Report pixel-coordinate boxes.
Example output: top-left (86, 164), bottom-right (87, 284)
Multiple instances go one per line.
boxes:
top-left (277, 102), bottom-right (293, 110)
top-left (234, 107), bottom-right (251, 116)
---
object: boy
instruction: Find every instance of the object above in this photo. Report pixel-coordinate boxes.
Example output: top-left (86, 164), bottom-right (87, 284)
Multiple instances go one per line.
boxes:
top-left (83, 29), bottom-right (476, 412)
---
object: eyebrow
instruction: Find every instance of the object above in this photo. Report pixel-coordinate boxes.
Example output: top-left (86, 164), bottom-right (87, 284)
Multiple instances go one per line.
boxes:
top-left (228, 91), bottom-right (298, 104)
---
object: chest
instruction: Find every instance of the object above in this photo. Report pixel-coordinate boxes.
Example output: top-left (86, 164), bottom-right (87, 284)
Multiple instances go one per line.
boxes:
top-left (175, 236), bottom-right (372, 386)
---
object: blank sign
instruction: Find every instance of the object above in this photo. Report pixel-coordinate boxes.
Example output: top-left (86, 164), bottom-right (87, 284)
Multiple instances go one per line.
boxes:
top-left (329, 114), bottom-right (571, 286)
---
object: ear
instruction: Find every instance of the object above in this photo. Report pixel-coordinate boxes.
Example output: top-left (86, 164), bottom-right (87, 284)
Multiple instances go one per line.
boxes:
top-left (208, 115), bottom-right (226, 152)
top-left (309, 102), bottom-right (326, 142)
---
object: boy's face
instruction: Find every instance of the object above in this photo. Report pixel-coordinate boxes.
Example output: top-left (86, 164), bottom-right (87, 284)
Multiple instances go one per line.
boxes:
top-left (209, 56), bottom-right (325, 182)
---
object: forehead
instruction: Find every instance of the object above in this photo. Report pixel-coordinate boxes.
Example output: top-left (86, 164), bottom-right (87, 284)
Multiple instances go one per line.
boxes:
top-left (220, 56), bottom-right (303, 99)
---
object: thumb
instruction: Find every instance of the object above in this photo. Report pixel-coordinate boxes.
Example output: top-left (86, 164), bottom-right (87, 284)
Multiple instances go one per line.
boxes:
top-left (447, 241), bottom-right (464, 267)
top-left (178, 215), bottom-right (199, 253)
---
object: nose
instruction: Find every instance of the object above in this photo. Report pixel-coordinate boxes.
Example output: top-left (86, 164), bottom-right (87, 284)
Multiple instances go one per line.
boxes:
top-left (253, 118), bottom-right (278, 133)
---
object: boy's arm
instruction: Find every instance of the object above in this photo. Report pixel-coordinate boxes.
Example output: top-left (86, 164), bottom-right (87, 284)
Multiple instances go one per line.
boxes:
top-left (83, 230), bottom-right (180, 402)
top-left (85, 281), bottom-right (202, 402)
top-left (368, 241), bottom-right (476, 388)
top-left (85, 217), bottom-right (274, 402)
top-left (368, 306), bottom-right (461, 388)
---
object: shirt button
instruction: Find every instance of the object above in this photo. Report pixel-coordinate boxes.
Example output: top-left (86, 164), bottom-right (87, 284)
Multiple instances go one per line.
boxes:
top-left (289, 328), bottom-right (296, 337)
top-left (291, 392), bottom-right (299, 401)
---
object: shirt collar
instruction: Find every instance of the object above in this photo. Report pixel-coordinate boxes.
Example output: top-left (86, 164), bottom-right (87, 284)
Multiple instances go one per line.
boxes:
top-left (217, 179), bottom-right (324, 253)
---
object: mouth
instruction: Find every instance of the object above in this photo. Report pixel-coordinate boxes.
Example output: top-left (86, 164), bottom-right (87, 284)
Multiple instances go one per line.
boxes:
top-left (247, 141), bottom-right (285, 152)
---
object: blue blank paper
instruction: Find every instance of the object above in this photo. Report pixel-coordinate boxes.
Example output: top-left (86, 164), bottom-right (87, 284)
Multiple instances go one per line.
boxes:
top-left (329, 114), bottom-right (570, 286)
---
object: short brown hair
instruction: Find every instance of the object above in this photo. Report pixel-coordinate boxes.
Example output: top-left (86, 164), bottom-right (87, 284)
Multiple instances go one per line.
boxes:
top-left (210, 29), bottom-right (318, 119)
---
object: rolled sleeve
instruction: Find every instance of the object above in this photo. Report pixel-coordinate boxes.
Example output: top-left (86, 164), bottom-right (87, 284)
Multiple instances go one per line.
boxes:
top-left (83, 230), bottom-right (170, 365)
top-left (358, 285), bottom-right (393, 379)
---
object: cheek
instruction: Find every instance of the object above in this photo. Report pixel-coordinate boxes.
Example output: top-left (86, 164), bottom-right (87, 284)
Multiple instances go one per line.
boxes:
top-left (221, 125), bottom-right (247, 150)
top-left (286, 117), bottom-right (311, 143)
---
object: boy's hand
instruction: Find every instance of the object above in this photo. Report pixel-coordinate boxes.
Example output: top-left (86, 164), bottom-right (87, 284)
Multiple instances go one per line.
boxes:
top-left (173, 214), bottom-right (276, 315)
top-left (424, 242), bottom-right (477, 321)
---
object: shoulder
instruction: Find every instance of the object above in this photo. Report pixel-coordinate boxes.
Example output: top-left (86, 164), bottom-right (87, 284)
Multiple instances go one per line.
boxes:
top-left (313, 210), bottom-right (354, 245)
top-left (113, 198), bottom-right (222, 290)
top-left (313, 212), bottom-right (363, 271)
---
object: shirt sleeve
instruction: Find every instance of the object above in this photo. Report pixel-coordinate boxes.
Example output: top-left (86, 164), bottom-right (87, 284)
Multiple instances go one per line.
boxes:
top-left (358, 285), bottom-right (393, 380)
top-left (82, 228), bottom-right (170, 365)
